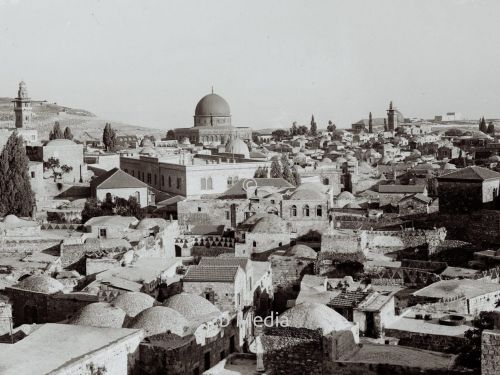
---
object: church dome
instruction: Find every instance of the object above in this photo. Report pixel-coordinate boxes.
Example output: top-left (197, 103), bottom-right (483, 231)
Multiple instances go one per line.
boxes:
top-left (15, 275), bottom-right (64, 294)
top-left (111, 292), bottom-right (155, 318)
top-left (140, 138), bottom-right (154, 147)
top-left (225, 138), bottom-right (249, 158)
top-left (241, 213), bottom-right (288, 234)
top-left (70, 302), bottom-right (126, 328)
top-left (195, 93), bottom-right (230, 117)
top-left (280, 302), bottom-right (352, 335)
top-left (163, 293), bottom-right (221, 321)
top-left (285, 245), bottom-right (317, 259)
top-left (127, 306), bottom-right (190, 337)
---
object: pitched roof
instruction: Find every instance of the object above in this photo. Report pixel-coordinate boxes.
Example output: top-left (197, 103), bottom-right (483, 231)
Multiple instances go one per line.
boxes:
top-left (198, 257), bottom-right (250, 270)
top-left (437, 166), bottom-right (500, 181)
top-left (183, 265), bottom-right (240, 283)
top-left (90, 168), bottom-right (148, 191)
top-left (378, 184), bottom-right (426, 194)
top-left (399, 193), bottom-right (432, 204)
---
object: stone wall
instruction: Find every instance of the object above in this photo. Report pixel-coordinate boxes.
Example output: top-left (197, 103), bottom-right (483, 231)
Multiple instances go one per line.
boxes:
top-left (139, 322), bottom-right (239, 375)
top-left (482, 330), bottom-right (500, 375)
top-left (384, 328), bottom-right (465, 353)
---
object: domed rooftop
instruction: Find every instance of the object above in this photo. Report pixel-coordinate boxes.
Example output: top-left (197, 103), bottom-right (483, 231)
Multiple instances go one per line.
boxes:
top-left (15, 275), bottom-right (64, 294)
top-left (241, 213), bottom-right (288, 234)
top-left (344, 202), bottom-right (361, 209)
top-left (337, 191), bottom-right (355, 201)
top-left (163, 293), bottom-right (221, 321)
top-left (336, 157), bottom-right (347, 164)
top-left (225, 138), bottom-right (249, 158)
top-left (322, 157), bottom-right (332, 163)
top-left (280, 302), bottom-right (352, 335)
top-left (136, 218), bottom-right (170, 231)
top-left (139, 147), bottom-right (157, 156)
top-left (443, 163), bottom-right (457, 170)
top-left (111, 292), bottom-right (155, 318)
top-left (46, 139), bottom-right (76, 147)
top-left (128, 306), bottom-right (190, 337)
top-left (3, 214), bottom-right (21, 225)
top-left (180, 137), bottom-right (191, 145)
top-left (289, 184), bottom-right (324, 200)
top-left (285, 245), bottom-right (317, 259)
top-left (70, 302), bottom-right (126, 328)
top-left (140, 138), bottom-right (154, 147)
top-left (195, 93), bottom-right (230, 117)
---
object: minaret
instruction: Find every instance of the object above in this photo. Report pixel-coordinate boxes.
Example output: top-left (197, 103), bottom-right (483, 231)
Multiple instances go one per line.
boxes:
top-left (13, 81), bottom-right (32, 128)
top-left (368, 112), bottom-right (373, 133)
top-left (386, 101), bottom-right (395, 132)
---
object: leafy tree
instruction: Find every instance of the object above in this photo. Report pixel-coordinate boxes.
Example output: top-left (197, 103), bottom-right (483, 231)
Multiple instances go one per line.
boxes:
top-left (49, 121), bottom-right (64, 140)
top-left (166, 129), bottom-right (176, 140)
top-left (327, 120), bottom-right (336, 132)
top-left (103, 123), bottom-right (117, 151)
top-left (310, 115), bottom-right (317, 136)
top-left (63, 126), bottom-right (73, 140)
top-left (271, 129), bottom-right (289, 142)
top-left (44, 157), bottom-right (73, 182)
top-left (281, 154), bottom-right (293, 184)
top-left (270, 159), bottom-right (283, 178)
top-left (487, 121), bottom-right (495, 134)
top-left (292, 166), bottom-right (301, 186)
top-left (254, 166), bottom-right (264, 178)
top-left (297, 125), bottom-right (309, 135)
top-left (0, 132), bottom-right (34, 216)
top-left (81, 198), bottom-right (103, 223)
top-left (479, 117), bottom-right (487, 133)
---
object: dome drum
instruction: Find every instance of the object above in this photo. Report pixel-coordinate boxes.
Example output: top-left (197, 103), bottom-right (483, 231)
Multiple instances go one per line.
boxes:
top-left (194, 93), bottom-right (231, 128)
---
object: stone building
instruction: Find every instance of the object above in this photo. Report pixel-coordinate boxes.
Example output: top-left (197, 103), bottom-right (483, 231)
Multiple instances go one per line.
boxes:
top-left (482, 330), bottom-right (500, 375)
top-left (437, 166), bottom-right (500, 213)
top-left (90, 167), bottom-right (154, 207)
top-left (173, 91), bottom-right (252, 145)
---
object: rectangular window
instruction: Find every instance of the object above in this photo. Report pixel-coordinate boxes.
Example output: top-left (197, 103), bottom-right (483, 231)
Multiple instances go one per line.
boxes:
top-left (226, 211), bottom-right (230, 220)
top-left (147, 173), bottom-right (151, 183)
top-left (161, 175), bottom-right (165, 186)
top-left (154, 174), bottom-right (157, 185)
top-left (31, 171), bottom-right (35, 178)
top-left (177, 177), bottom-right (181, 189)
top-left (99, 228), bottom-right (107, 238)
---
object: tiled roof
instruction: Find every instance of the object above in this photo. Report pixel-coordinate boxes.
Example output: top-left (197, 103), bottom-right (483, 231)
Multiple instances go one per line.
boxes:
top-left (198, 257), bottom-right (249, 270)
top-left (90, 168), bottom-right (148, 190)
top-left (378, 184), bottom-right (426, 194)
top-left (328, 291), bottom-right (370, 308)
top-left (437, 166), bottom-right (500, 181)
top-left (183, 265), bottom-right (239, 283)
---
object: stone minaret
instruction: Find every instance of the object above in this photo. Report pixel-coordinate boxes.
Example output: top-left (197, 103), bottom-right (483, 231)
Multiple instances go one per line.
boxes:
top-left (13, 81), bottom-right (32, 128)
top-left (386, 101), bottom-right (395, 132)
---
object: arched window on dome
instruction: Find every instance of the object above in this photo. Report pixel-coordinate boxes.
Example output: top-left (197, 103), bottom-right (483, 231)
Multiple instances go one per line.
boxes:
top-left (227, 177), bottom-right (233, 188)
top-left (303, 205), bottom-right (310, 217)
top-left (207, 177), bottom-right (213, 190)
top-left (201, 178), bottom-right (207, 190)
top-left (316, 205), bottom-right (323, 217)
top-left (291, 205), bottom-right (297, 217)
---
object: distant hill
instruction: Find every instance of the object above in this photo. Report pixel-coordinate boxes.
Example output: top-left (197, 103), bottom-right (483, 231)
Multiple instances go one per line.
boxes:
top-left (0, 97), bottom-right (165, 141)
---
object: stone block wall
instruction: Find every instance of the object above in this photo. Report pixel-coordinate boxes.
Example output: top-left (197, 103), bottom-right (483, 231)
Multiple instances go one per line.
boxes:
top-left (384, 329), bottom-right (465, 353)
top-left (482, 330), bottom-right (500, 375)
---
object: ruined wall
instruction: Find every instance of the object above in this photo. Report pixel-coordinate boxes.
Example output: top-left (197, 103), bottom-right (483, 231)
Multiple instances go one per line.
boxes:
top-left (482, 330), bottom-right (500, 375)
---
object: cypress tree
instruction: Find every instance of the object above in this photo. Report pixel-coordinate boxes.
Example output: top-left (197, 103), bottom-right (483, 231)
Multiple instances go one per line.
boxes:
top-left (63, 126), bottom-right (73, 140)
top-left (479, 117), bottom-right (487, 133)
top-left (310, 115), bottom-right (317, 136)
top-left (270, 159), bottom-right (282, 178)
top-left (368, 112), bottom-right (373, 133)
top-left (292, 166), bottom-right (301, 186)
top-left (49, 121), bottom-right (64, 140)
top-left (103, 123), bottom-right (117, 151)
top-left (281, 154), bottom-right (293, 184)
top-left (0, 132), bottom-right (34, 216)
top-left (487, 122), bottom-right (495, 134)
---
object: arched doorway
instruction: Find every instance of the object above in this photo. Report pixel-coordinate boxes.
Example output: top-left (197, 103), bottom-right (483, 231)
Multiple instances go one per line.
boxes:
top-left (175, 245), bottom-right (182, 257)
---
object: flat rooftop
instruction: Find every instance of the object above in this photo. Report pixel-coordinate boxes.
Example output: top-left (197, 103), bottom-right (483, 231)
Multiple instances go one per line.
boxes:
top-left (0, 323), bottom-right (142, 375)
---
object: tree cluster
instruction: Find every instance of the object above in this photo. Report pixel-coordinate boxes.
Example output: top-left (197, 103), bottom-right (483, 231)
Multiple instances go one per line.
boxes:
top-left (254, 166), bottom-right (269, 178)
top-left (327, 120), bottom-right (336, 132)
top-left (479, 117), bottom-right (487, 133)
top-left (81, 195), bottom-right (145, 223)
top-left (103, 123), bottom-right (117, 151)
top-left (0, 132), bottom-right (34, 216)
top-left (166, 129), bottom-right (176, 140)
top-left (49, 122), bottom-right (73, 140)
top-left (271, 129), bottom-right (289, 141)
top-left (269, 154), bottom-right (301, 186)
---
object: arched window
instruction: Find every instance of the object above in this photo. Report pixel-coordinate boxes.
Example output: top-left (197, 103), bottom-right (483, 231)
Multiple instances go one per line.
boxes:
top-left (227, 177), bottom-right (233, 188)
top-left (316, 205), bottom-right (323, 217)
top-left (291, 205), bottom-right (297, 217)
top-left (201, 178), bottom-right (207, 190)
top-left (324, 178), bottom-right (330, 185)
top-left (168, 176), bottom-right (172, 187)
top-left (303, 205), bottom-right (310, 217)
top-left (253, 241), bottom-right (257, 247)
top-left (207, 177), bottom-right (213, 190)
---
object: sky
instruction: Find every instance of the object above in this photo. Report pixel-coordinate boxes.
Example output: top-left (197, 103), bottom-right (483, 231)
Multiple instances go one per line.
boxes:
top-left (1, 0), bottom-right (500, 131)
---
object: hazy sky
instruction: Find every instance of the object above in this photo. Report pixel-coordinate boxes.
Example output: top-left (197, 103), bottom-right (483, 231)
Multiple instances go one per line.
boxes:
top-left (1, 0), bottom-right (500, 131)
